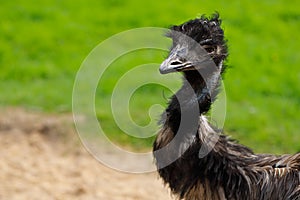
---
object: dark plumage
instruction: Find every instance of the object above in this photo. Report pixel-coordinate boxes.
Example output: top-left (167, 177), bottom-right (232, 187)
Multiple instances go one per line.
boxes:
top-left (153, 13), bottom-right (300, 200)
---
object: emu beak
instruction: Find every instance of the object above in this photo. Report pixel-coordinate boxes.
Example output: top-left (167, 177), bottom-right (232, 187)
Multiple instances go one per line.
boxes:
top-left (159, 57), bottom-right (184, 74)
top-left (159, 47), bottom-right (192, 74)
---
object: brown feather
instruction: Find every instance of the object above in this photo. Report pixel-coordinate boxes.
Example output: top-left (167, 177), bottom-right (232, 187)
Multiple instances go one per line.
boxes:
top-left (153, 14), bottom-right (300, 200)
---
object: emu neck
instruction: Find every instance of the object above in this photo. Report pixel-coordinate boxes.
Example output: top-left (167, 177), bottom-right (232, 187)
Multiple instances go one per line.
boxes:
top-left (165, 70), bottom-right (211, 135)
top-left (169, 70), bottom-right (211, 112)
top-left (183, 70), bottom-right (207, 93)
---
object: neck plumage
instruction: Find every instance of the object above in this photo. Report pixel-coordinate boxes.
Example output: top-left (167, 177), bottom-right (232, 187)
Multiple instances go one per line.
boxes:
top-left (153, 60), bottom-right (259, 199)
top-left (164, 64), bottom-right (222, 135)
top-left (154, 65), bottom-right (256, 199)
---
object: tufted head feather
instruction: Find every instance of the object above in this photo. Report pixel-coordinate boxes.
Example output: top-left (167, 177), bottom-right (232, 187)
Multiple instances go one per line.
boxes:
top-left (160, 13), bottom-right (228, 75)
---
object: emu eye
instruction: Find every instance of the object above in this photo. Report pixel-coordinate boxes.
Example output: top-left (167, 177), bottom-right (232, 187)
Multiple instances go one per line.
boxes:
top-left (206, 47), bottom-right (215, 53)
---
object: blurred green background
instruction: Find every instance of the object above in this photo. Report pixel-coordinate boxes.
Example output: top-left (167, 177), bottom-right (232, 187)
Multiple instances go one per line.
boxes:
top-left (1, 0), bottom-right (299, 153)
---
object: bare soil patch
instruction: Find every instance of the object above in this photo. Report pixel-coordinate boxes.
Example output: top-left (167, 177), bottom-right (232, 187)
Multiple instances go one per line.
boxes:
top-left (0, 108), bottom-right (172, 200)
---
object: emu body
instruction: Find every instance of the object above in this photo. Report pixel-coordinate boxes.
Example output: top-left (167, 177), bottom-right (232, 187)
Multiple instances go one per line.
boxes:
top-left (153, 14), bottom-right (300, 200)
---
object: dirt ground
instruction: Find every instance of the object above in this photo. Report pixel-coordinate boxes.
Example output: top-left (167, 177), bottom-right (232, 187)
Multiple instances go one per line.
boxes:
top-left (0, 108), bottom-right (172, 200)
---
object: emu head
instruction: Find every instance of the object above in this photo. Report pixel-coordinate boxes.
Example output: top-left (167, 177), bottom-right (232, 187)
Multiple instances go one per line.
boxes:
top-left (160, 14), bottom-right (228, 77)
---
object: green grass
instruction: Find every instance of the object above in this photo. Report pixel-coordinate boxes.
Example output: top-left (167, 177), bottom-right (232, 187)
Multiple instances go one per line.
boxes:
top-left (1, 0), bottom-right (300, 153)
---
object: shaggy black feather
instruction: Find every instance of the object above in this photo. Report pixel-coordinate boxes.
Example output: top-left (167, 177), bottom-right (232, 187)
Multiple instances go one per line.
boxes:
top-left (153, 13), bottom-right (300, 200)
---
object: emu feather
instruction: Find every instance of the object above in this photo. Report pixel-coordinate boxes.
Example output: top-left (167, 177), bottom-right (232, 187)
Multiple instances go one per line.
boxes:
top-left (153, 13), bottom-right (300, 200)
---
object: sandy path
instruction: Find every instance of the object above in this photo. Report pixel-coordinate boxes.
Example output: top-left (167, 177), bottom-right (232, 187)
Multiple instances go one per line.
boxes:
top-left (0, 108), bottom-right (172, 200)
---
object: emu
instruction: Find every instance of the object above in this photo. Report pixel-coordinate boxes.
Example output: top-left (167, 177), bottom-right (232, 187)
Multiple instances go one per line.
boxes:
top-left (153, 13), bottom-right (300, 200)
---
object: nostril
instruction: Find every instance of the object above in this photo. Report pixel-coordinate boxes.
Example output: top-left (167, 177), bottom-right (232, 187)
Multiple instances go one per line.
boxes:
top-left (170, 61), bottom-right (182, 65)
